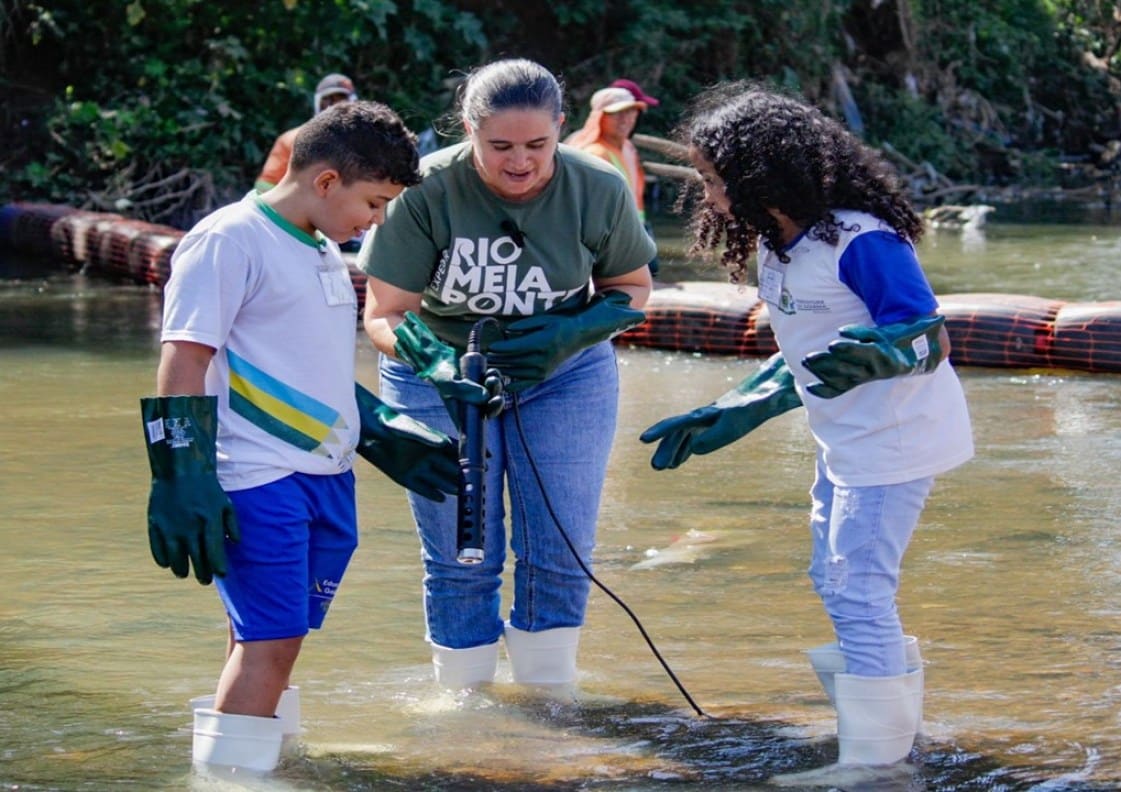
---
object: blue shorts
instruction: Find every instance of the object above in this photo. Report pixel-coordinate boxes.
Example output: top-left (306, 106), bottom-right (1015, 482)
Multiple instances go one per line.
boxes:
top-left (216, 470), bottom-right (357, 642)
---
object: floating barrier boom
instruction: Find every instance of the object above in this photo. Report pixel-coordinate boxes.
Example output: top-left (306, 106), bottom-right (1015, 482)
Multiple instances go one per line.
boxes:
top-left (3, 202), bottom-right (1119, 375)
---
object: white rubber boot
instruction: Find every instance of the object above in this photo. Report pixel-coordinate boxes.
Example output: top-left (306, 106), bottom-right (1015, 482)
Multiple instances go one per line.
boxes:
top-left (191, 708), bottom-right (283, 774)
top-left (190, 686), bottom-right (301, 754)
top-left (503, 622), bottom-right (580, 686)
top-left (805, 641), bottom-right (846, 704)
top-left (904, 646), bottom-right (924, 735)
top-left (275, 687), bottom-right (301, 754)
top-left (772, 669), bottom-right (919, 787)
top-left (188, 693), bottom-right (214, 712)
top-left (431, 641), bottom-right (499, 689)
top-left (805, 635), bottom-right (921, 716)
top-left (835, 671), bottom-right (919, 765)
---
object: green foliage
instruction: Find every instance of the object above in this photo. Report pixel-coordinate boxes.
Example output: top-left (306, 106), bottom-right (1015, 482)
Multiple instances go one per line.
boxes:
top-left (892, 0), bottom-right (1119, 184)
top-left (3, 0), bottom-right (1121, 223)
top-left (858, 83), bottom-right (976, 181)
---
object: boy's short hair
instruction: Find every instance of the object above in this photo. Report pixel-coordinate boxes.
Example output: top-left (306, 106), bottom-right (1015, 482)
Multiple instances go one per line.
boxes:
top-left (291, 101), bottom-right (421, 187)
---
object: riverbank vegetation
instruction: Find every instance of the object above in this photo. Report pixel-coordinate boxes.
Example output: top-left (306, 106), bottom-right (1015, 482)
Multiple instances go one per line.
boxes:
top-left (4, 0), bottom-right (1121, 227)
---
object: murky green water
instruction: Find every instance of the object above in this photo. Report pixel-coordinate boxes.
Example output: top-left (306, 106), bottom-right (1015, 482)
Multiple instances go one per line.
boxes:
top-left (2, 210), bottom-right (1120, 790)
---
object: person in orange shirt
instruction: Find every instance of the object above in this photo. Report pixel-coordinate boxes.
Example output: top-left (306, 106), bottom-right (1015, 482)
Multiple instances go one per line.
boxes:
top-left (565, 83), bottom-right (660, 275)
top-left (256, 74), bottom-right (363, 251)
top-left (255, 74), bottom-right (358, 193)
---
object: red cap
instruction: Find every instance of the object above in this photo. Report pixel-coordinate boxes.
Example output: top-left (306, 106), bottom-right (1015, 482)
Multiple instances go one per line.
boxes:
top-left (591, 87), bottom-right (647, 114)
top-left (610, 78), bottom-right (659, 107)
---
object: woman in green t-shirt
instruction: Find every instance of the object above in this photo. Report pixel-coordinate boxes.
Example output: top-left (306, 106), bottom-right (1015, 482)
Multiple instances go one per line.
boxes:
top-left (358, 58), bottom-right (654, 693)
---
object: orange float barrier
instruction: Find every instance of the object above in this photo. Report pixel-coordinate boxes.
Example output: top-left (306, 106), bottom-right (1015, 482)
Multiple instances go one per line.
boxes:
top-left (3, 202), bottom-right (1121, 374)
top-left (1050, 301), bottom-right (1121, 373)
top-left (89, 218), bottom-right (150, 280)
top-left (49, 210), bottom-right (125, 269)
top-left (621, 285), bottom-right (1121, 373)
top-left (7, 203), bottom-right (79, 259)
top-left (936, 293), bottom-right (1060, 370)
top-left (127, 225), bottom-right (182, 285)
top-left (350, 267), bottom-right (369, 315)
top-left (620, 282), bottom-right (778, 357)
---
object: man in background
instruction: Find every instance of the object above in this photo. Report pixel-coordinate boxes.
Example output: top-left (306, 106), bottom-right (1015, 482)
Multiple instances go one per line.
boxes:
top-left (255, 73), bottom-right (358, 193)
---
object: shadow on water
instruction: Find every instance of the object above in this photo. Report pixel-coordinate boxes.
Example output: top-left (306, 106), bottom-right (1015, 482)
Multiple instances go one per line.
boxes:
top-left (250, 693), bottom-right (1110, 791)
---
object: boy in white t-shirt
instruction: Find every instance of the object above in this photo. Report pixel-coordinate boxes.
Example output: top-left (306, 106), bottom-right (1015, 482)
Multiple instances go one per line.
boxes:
top-left (140, 101), bottom-right (458, 774)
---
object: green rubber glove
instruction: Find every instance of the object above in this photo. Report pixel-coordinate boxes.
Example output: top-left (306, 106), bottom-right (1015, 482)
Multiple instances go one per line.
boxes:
top-left (486, 290), bottom-right (646, 391)
top-left (354, 383), bottom-right (460, 502)
top-left (393, 312), bottom-right (505, 426)
top-left (640, 352), bottom-right (802, 470)
top-left (802, 314), bottom-right (946, 399)
top-left (141, 395), bottom-right (239, 585)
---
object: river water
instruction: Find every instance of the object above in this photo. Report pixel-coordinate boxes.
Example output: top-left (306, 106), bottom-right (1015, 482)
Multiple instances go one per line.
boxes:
top-left (2, 209), bottom-right (1120, 790)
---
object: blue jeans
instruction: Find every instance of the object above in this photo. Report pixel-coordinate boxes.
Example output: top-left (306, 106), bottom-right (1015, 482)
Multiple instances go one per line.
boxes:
top-left (378, 341), bottom-right (619, 649)
top-left (807, 452), bottom-right (934, 677)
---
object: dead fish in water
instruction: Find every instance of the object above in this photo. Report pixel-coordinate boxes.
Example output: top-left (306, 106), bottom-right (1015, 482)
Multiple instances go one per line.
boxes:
top-left (923, 203), bottom-right (995, 230)
top-left (630, 529), bottom-right (721, 570)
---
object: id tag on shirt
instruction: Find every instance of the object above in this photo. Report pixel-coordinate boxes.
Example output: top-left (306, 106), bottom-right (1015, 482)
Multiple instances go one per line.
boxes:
top-left (318, 265), bottom-right (356, 307)
top-left (759, 263), bottom-right (785, 305)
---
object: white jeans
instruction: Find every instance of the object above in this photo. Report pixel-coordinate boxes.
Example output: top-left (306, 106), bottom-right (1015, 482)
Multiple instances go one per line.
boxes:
top-left (807, 452), bottom-right (934, 677)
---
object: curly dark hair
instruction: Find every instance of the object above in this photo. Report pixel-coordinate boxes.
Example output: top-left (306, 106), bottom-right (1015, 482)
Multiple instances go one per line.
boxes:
top-left (678, 82), bottom-right (923, 285)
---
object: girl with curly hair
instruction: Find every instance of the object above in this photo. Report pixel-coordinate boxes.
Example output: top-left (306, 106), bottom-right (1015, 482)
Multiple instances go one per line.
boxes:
top-left (641, 83), bottom-right (973, 776)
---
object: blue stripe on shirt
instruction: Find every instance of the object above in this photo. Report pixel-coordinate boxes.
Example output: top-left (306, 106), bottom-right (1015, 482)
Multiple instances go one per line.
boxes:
top-left (838, 230), bottom-right (938, 324)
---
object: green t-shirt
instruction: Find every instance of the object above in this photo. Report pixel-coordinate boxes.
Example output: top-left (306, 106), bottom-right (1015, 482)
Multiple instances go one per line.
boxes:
top-left (358, 141), bottom-right (656, 350)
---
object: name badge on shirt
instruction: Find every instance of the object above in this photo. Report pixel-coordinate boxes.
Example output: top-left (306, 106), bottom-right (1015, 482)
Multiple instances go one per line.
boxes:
top-left (318, 263), bottom-right (357, 307)
top-left (759, 263), bottom-right (785, 305)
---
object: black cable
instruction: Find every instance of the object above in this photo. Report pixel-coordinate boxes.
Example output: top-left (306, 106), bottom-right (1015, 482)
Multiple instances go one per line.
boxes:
top-left (508, 392), bottom-right (711, 719)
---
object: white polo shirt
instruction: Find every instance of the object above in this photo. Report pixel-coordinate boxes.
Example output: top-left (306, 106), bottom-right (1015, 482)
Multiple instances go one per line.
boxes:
top-left (761, 210), bottom-right (973, 486)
